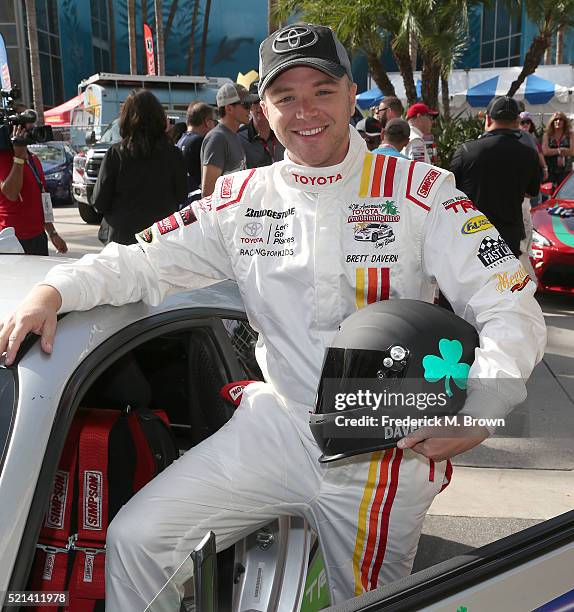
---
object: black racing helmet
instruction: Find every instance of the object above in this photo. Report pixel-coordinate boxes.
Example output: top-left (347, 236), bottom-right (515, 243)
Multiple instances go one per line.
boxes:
top-left (309, 300), bottom-right (479, 463)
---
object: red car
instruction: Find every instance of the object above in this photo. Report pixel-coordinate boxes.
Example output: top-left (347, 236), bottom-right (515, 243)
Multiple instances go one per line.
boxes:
top-left (530, 174), bottom-right (574, 294)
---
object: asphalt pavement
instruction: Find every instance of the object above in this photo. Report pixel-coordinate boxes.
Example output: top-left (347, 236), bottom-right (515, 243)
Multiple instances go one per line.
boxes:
top-left (52, 204), bottom-right (574, 573)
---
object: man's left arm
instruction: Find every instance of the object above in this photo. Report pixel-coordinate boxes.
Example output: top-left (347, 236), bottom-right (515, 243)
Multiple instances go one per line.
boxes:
top-left (402, 176), bottom-right (546, 459)
top-left (525, 148), bottom-right (541, 198)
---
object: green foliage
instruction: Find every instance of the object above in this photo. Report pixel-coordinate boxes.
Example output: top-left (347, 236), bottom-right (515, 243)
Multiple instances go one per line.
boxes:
top-left (432, 111), bottom-right (484, 169)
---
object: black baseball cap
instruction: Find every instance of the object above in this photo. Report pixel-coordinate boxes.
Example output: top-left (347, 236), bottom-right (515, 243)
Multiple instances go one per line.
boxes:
top-left (486, 96), bottom-right (520, 121)
top-left (258, 24), bottom-right (353, 97)
top-left (356, 117), bottom-right (382, 137)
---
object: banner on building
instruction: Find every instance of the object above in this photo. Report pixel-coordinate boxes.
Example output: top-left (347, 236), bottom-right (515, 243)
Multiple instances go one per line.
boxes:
top-left (143, 24), bottom-right (156, 76)
top-left (0, 33), bottom-right (11, 90)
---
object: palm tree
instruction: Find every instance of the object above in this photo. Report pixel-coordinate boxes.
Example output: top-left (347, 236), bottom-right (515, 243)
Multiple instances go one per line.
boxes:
top-left (506, 0), bottom-right (574, 97)
top-left (187, 0), bottom-right (201, 74)
top-left (128, 0), bottom-right (137, 74)
top-left (198, 0), bottom-right (212, 75)
top-left (24, 0), bottom-right (44, 122)
top-left (273, 0), bottom-right (399, 98)
top-left (108, 0), bottom-right (117, 71)
top-left (165, 0), bottom-right (179, 43)
top-left (154, 0), bottom-right (165, 74)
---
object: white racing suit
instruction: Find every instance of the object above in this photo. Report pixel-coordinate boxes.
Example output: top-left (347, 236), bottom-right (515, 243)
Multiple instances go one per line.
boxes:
top-left (43, 128), bottom-right (546, 611)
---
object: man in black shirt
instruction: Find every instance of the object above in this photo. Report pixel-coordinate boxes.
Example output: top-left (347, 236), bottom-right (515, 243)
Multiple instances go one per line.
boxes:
top-left (450, 96), bottom-right (540, 257)
top-left (176, 102), bottom-right (217, 205)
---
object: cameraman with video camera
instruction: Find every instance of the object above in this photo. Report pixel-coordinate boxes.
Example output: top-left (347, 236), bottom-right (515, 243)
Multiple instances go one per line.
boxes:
top-left (0, 119), bottom-right (67, 255)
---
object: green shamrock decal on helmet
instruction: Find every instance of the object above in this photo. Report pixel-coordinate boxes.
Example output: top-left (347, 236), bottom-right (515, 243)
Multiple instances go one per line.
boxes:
top-left (422, 339), bottom-right (471, 397)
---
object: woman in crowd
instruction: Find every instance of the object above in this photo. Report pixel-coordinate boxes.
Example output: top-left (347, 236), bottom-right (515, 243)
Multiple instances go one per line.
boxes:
top-left (93, 89), bottom-right (187, 245)
top-left (542, 112), bottom-right (574, 188)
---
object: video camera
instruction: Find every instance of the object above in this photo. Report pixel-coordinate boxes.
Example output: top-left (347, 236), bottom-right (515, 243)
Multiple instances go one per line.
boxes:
top-left (0, 85), bottom-right (53, 150)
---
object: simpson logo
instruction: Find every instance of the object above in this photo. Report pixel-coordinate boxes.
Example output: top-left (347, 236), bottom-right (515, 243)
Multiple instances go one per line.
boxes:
top-left (84, 553), bottom-right (95, 583)
top-left (180, 206), bottom-right (197, 226)
top-left (292, 172), bottom-right (342, 186)
top-left (477, 235), bottom-right (514, 268)
top-left (138, 227), bottom-right (153, 244)
top-left (220, 175), bottom-right (234, 198)
top-left (45, 469), bottom-right (69, 529)
top-left (83, 471), bottom-right (103, 530)
top-left (443, 198), bottom-right (476, 214)
top-left (416, 169), bottom-right (441, 198)
top-left (461, 215), bottom-right (493, 235)
top-left (157, 214), bottom-right (180, 235)
top-left (42, 552), bottom-right (56, 581)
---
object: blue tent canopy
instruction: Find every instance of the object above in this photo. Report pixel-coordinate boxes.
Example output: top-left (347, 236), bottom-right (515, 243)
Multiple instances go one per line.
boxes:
top-left (524, 74), bottom-right (556, 105)
top-left (356, 85), bottom-right (383, 110)
top-left (465, 73), bottom-right (558, 107)
top-left (466, 76), bottom-right (499, 107)
top-left (356, 80), bottom-right (422, 110)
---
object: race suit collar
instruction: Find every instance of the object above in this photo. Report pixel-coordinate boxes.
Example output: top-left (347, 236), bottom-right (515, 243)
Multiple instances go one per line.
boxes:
top-left (279, 126), bottom-right (367, 192)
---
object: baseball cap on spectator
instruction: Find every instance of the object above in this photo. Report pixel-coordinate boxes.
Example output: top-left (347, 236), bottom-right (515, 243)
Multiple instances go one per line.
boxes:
top-left (216, 83), bottom-right (259, 107)
top-left (249, 81), bottom-right (260, 101)
top-left (519, 111), bottom-right (533, 123)
top-left (258, 23), bottom-right (352, 97)
top-left (356, 117), bottom-right (382, 137)
top-left (486, 96), bottom-right (520, 121)
top-left (406, 102), bottom-right (439, 119)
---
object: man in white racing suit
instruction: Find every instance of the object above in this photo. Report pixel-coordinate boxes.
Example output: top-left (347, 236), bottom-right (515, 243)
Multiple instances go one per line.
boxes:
top-left (0, 24), bottom-right (546, 611)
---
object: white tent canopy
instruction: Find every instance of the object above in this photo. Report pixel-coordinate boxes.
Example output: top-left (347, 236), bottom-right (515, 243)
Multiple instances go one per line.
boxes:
top-left (368, 64), bottom-right (574, 121)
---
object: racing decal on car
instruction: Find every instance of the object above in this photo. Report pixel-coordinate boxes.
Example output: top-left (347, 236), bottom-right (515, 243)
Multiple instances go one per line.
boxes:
top-left (83, 470), bottom-right (103, 530)
top-left (138, 226), bottom-right (153, 244)
top-left (358, 154), bottom-right (397, 198)
top-left (346, 253), bottom-right (398, 263)
top-left (442, 197), bottom-right (477, 214)
top-left (220, 175), bottom-right (234, 198)
top-left (348, 201), bottom-right (400, 224)
top-left (42, 553), bottom-right (56, 580)
top-left (416, 169), bottom-right (441, 198)
top-left (550, 213), bottom-right (574, 249)
top-left (179, 206), bottom-right (197, 226)
top-left (45, 469), bottom-right (69, 529)
top-left (477, 235), bottom-right (514, 268)
top-left (461, 214), bottom-right (493, 235)
top-left (353, 222), bottom-right (396, 249)
top-left (355, 267), bottom-right (390, 308)
top-left (492, 265), bottom-right (531, 293)
top-left (156, 214), bottom-right (180, 235)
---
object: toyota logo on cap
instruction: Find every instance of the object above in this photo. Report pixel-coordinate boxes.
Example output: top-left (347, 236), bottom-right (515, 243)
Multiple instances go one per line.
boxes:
top-left (272, 26), bottom-right (319, 54)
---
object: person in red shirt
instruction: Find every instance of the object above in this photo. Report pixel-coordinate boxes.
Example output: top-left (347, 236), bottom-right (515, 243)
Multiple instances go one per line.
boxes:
top-left (0, 124), bottom-right (67, 255)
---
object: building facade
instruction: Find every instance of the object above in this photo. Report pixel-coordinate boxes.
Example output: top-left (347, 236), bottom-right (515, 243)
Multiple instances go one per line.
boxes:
top-left (1, 0), bottom-right (573, 110)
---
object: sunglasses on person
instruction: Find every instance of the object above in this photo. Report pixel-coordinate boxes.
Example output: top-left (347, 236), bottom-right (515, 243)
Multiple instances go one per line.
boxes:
top-left (520, 120), bottom-right (532, 125)
top-left (233, 101), bottom-right (253, 110)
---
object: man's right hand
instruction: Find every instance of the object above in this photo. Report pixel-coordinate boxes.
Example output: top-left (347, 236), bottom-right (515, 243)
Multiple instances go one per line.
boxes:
top-left (0, 285), bottom-right (63, 366)
top-left (11, 125), bottom-right (29, 160)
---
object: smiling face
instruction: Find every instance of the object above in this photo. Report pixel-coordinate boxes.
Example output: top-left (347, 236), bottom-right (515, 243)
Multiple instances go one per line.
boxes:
top-left (260, 66), bottom-right (357, 167)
